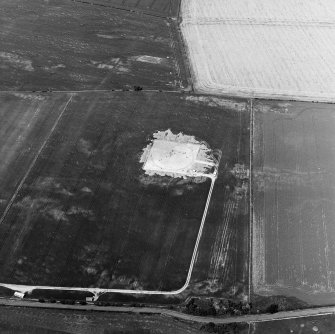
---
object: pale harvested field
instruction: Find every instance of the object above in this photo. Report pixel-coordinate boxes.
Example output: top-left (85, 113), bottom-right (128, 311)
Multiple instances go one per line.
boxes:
top-left (182, 0), bottom-right (335, 23)
top-left (181, 0), bottom-right (335, 102)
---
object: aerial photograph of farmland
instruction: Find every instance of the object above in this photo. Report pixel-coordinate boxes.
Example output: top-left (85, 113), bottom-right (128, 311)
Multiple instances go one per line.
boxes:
top-left (1, 0), bottom-right (335, 333)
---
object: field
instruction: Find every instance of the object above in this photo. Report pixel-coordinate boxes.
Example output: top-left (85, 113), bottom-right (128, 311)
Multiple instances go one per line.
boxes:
top-left (0, 306), bottom-right (202, 333)
top-left (87, 0), bottom-right (180, 17)
top-left (188, 97), bottom-right (250, 299)
top-left (252, 100), bottom-right (335, 306)
top-left (181, 0), bottom-right (335, 22)
top-left (0, 93), bottom-right (72, 217)
top-left (0, 0), bottom-right (183, 91)
top-left (181, 0), bottom-right (335, 102)
top-left (0, 92), bottom-right (250, 297)
top-left (251, 314), bottom-right (335, 334)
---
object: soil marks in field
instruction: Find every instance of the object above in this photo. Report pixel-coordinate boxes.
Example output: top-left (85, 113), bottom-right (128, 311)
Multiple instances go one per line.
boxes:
top-left (0, 0), bottom-right (182, 91)
top-left (181, 0), bottom-right (335, 102)
top-left (0, 92), bottom-right (247, 293)
top-left (253, 100), bottom-right (335, 305)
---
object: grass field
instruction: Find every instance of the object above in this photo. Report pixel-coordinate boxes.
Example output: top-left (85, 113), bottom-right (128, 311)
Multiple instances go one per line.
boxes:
top-left (0, 92), bottom-right (249, 295)
top-left (253, 100), bottom-right (335, 306)
top-left (0, 0), bottom-right (183, 91)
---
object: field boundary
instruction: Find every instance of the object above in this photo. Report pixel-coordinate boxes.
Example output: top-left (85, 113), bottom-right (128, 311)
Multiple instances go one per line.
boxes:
top-left (167, 20), bottom-right (193, 91)
top-left (248, 99), bottom-right (254, 303)
top-left (194, 86), bottom-right (335, 104)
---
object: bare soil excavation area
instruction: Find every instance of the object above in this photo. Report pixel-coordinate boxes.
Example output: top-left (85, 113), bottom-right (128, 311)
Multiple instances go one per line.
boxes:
top-left (0, 0), bottom-right (182, 91)
top-left (253, 100), bottom-right (335, 306)
top-left (0, 92), bottom-right (250, 295)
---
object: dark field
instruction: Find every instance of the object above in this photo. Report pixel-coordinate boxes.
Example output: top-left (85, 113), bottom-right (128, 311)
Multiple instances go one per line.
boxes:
top-left (87, 0), bottom-right (180, 17)
top-left (0, 306), bottom-right (202, 334)
top-left (0, 0), bottom-right (182, 91)
top-left (251, 314), bottom-right (335, 334)
top-left (0, 92), bottom-right (71, 217)
top-left (253, 100), bottom-right (335, 306)
top-left (0, 92), bottom-right (249, 293)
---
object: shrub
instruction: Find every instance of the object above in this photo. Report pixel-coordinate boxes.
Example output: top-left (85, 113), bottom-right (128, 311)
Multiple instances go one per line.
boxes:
top-left (266, 304), bottom-right (279, 314)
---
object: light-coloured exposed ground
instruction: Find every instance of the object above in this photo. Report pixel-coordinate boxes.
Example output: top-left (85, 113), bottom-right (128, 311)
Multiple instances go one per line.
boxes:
top-left (140, 129), bottom-right (218, 179)
top-left (182, 0), bottom-right (335, 23)
top-left (181, 0), bottom-right (335, 102)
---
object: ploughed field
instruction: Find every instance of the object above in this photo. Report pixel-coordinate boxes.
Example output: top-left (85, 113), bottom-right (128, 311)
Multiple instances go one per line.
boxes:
top-left (253, 101), bottom-right (335, 305)
top-left (0, 92), bottom-right (249, 293)
top-left (0, 0), bottom-right (182, 91)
